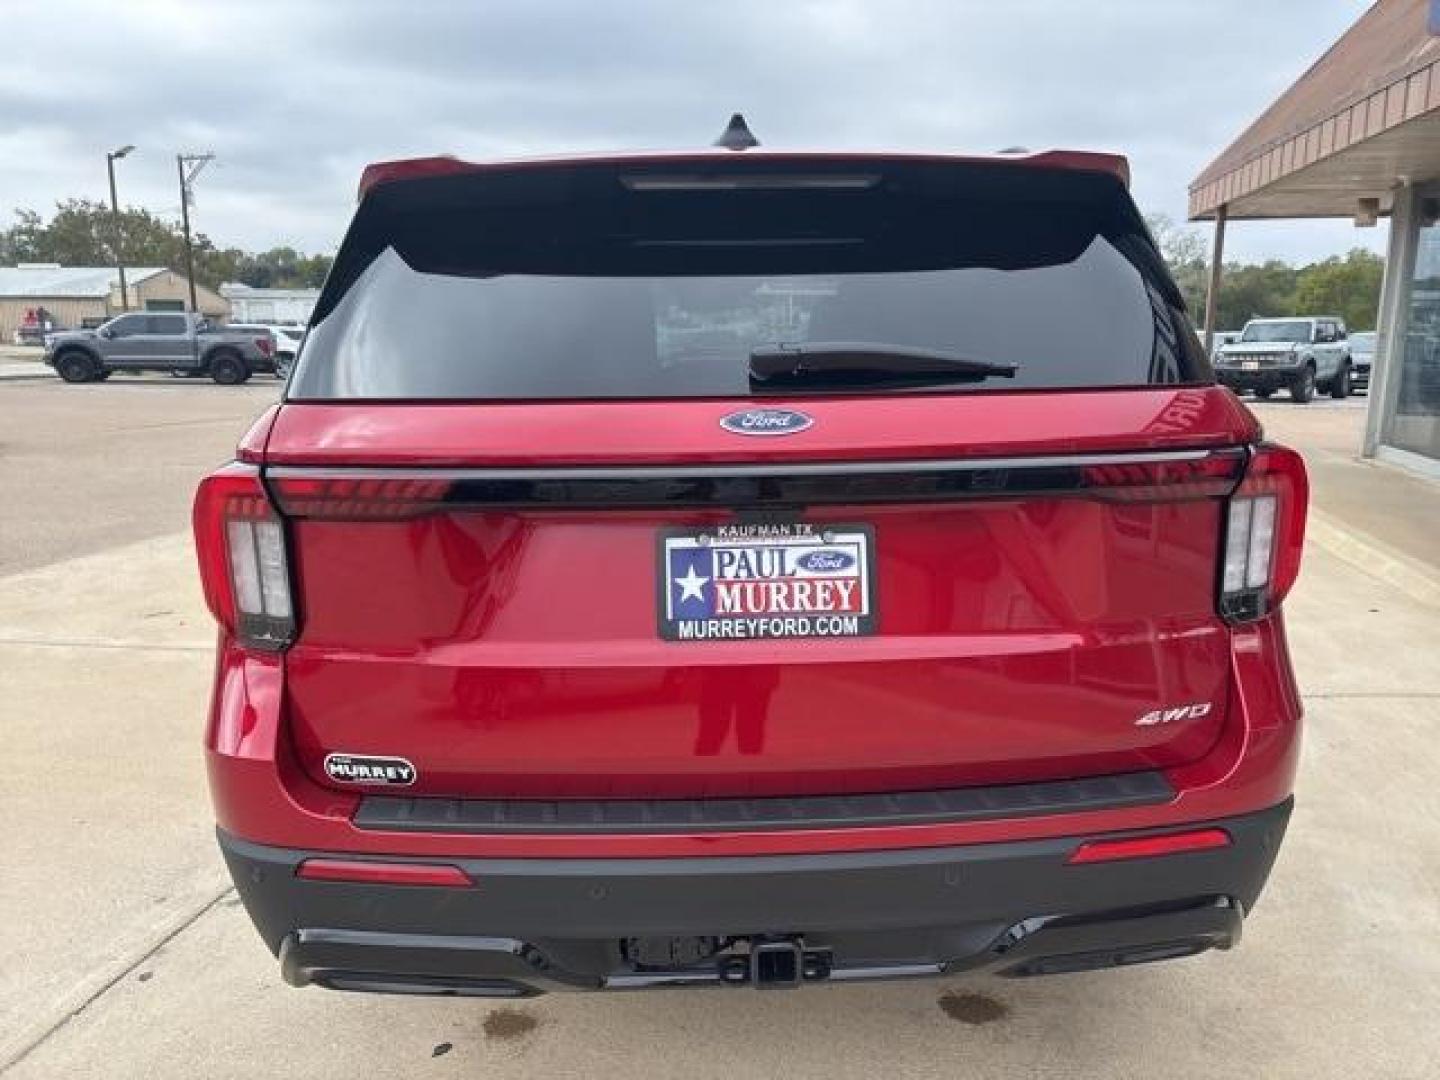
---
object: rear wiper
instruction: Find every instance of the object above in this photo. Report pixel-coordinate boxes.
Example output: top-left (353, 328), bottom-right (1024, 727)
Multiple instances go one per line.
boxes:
top-left (749, 342), bottom-right (1018, 388)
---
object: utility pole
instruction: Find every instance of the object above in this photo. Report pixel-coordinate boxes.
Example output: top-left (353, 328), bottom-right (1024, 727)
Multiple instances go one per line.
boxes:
top-left (106, 145), bottom-right (135, 311)
top-left (176, 152), bottom-right (215, 314)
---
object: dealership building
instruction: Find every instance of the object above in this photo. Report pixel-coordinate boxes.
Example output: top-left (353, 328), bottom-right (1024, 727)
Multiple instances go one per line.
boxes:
top-left (1191, 0), bottom-right (1440, 476)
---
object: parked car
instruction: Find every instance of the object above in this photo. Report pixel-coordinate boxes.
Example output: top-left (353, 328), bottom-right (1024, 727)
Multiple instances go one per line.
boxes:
top-left (195, 140), bottom-right (1307, 997)
top-left (1213, 316), bottom-right (1352, 402)
top-left (1348, 330), bottom-right (1376, 391)
top-left (228, 323), bottom-right (305, 378)
top-left (44, 311), bottom-right (273, 384)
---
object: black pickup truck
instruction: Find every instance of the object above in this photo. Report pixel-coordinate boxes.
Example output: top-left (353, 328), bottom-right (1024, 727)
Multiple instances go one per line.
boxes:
top-left (44, 311), bottom-right (274, 384)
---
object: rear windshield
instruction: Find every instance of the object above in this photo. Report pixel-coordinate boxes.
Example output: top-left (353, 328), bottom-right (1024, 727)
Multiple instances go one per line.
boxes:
top-left (291, 159), bottom-right (1209, 400)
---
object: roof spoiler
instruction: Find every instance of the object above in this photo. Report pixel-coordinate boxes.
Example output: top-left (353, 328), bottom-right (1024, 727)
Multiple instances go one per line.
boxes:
top-left (356, 149), bottom-right (1131, 200)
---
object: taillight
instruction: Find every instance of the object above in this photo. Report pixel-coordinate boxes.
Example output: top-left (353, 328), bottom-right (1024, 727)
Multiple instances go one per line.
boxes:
top-left (1081, 448), bottom-right (1245, 502)
top-left (1218, 444), bottom-right (1308, 623)
top-left (193, 464), bottom-right (295, 650)
top-left (269, 475), bottom-right (452, 520)
top-left (255, 336), bottom-right (274, 357)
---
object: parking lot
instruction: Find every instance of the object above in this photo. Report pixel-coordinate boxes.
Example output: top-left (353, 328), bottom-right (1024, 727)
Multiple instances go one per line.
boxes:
top-left (2, 376), bottom-right (1438, 1079)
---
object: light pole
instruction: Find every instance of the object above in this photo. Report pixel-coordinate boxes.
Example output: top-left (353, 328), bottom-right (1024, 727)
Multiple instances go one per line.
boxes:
top-left (106, 145), bottom-right (135, 311)
top-left (176, 152), bottom-right (214, 314)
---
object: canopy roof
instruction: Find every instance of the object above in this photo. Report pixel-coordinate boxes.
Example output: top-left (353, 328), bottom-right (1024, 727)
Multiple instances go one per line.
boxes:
top-left (1190, 0), bottom-right (1440, 220)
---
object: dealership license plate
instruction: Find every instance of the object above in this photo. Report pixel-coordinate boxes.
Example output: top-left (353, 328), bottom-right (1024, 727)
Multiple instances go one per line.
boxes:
top-left (1242, 360), bottom-right (1260, 371)
top-left (658, 522), bottom-right (875, 641)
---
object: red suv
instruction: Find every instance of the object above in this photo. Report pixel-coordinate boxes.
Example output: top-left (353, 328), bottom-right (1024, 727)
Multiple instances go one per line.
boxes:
top-left (195, 136), bottom-right (1306, 995)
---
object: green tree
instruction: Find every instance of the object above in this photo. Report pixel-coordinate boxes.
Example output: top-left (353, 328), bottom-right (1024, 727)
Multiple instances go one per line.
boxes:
top-left (1146, 213), bottom-right (1211, 316)
top-left (0, 201), bottom-right (332, 292)
top-left (234, 247), bottom-right (334, 289)
top-left (0, 209), bottom-right (46, 263)
top-left (1292, 249), bottom-right (1384, 330)
top-left (38, 198), bottom-right (189, 269)
top-left (1213, 260), bottom-right (1300, 331)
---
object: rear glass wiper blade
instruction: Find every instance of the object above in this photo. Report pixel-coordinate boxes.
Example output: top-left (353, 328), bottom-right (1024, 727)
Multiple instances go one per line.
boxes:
top-left (749, 342), bottom-right (1019, 387)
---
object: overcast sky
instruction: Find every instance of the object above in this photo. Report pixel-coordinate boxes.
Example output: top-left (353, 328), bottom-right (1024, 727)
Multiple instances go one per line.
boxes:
top-left (0, 0), bottom-right (1387, 264)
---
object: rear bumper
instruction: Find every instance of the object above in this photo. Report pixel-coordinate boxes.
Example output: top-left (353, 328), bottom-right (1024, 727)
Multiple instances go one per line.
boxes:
top-left (220, 798), bottom-right (1291, 995)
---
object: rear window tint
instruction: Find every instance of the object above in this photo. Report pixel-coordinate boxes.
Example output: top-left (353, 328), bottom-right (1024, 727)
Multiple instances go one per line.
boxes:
top-left (291, 159), bottom-right (1209, 401)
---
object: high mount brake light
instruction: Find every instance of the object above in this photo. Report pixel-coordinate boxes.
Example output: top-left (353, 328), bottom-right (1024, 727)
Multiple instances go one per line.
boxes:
top-left (1218, 444), bottom-right (1308, 624)
top-left (193, 464), bottom-right (295, 650)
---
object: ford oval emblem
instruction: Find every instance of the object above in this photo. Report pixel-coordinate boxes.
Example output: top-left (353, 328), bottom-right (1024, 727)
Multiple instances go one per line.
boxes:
top-left (719, 408), bottom-right (814, 437)
top-left (796, 550), bottom-right (856, 573)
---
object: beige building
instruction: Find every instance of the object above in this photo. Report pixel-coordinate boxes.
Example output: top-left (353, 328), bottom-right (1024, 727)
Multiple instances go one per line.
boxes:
top-left (0, 264), bottom-right (228, 343)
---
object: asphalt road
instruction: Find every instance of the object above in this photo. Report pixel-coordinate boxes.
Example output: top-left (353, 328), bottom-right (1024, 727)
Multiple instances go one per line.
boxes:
top-left (1, 378), bottom-right (1436, 1079)
top-left (0, 375), bottom-right (280, 574)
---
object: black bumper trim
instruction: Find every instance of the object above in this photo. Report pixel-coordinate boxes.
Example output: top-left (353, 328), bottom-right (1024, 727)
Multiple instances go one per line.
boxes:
top-left (354, 770), bottom-right (1174, 834)
top-left (1216, 368), bottom-right (1305, 390)
top-left (221, 798), bottom-right (1291, 994)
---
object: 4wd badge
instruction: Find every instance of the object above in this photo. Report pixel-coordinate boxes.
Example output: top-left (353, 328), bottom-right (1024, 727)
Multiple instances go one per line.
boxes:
top-left (1135, 702), bottom-right (1213, 727)
top-left (324, 753), bottom-right (417, 785)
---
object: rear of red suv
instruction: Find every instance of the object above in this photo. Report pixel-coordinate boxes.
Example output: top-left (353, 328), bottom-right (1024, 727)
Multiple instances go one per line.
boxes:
top-left (196, 145), bottom-right (1305, 995)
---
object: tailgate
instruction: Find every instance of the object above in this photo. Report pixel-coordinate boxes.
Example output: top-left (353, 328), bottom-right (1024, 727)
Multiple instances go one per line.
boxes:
top-left (268, 389), bottom-right (1255, 799)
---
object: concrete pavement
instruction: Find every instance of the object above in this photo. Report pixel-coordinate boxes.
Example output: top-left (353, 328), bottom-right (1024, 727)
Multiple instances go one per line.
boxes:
top-left (2, 384), bottom-right (1438, 1078)
top-left (1258, 396), bottom-right (1440, 599)
top-left (0, 346), bottom-right (52, 381)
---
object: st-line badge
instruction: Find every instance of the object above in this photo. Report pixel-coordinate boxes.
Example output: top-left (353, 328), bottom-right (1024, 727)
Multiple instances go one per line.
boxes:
top-left (658, 522), bottom-right (875, 641)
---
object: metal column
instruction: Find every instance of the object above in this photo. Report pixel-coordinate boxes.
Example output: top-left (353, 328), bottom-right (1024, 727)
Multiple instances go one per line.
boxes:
top-left (1202, 204), bottom-right (1227, 354)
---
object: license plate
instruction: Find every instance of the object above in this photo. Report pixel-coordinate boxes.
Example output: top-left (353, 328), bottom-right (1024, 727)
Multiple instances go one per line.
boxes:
top-left (658, 522), bottom-right (875, 641)
top-left (1242, 360), bottom-right (1260, 371)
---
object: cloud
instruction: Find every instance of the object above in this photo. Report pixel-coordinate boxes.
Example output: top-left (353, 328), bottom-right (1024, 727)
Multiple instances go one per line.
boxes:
top-left (0, 0), bottom-right (1382, 263)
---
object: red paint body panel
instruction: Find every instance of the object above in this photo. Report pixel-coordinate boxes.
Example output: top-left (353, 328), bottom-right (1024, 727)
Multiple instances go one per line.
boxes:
top-left (261, 387), bottom-right (1256, 801)
top-left (202, 381), bottom-right (1305, 858)
top-left (264, 387), bottom-right (1256, 467)
top-left (205, 615), bottom-right (1300, 858)
top-left (282, 499), bottom-right (1232, 798)
top-left (235, 403), bottom-right (280, 464)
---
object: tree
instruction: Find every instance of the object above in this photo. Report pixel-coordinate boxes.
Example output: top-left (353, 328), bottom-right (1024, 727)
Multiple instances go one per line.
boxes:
top-left (1292, 249), bottom-right (1384, 330)
top-left (1146, 213), bottom-right (1211, 318)
top-left (1213, 260), bottom-right (1300, 330)
top-left (0, 201), bottom-right (332, 292)
top-left (233, 247), bottom-right (334, 289)
top-left (0, 209), bottom-right (46, 263)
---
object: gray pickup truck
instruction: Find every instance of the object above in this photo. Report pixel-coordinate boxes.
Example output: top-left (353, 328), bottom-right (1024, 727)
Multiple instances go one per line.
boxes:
top-left (44, 311), bottom-right (274, 385)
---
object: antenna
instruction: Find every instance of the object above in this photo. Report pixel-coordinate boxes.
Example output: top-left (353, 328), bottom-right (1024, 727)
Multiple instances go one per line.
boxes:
top-left (714, 113), bottom-right (759, 151)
